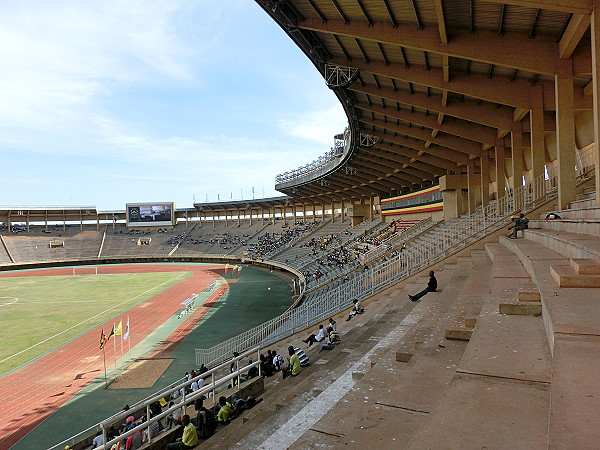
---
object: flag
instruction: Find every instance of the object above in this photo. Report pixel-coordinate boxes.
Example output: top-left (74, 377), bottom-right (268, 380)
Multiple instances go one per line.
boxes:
top-left (100, 327), bottom-right (113, 349)
top-left (99, 329), bottom-right (107, 349)
top-left (114, 320), bottom-right (122, 336)
top-left (123, 318), bottom-right (130, 340)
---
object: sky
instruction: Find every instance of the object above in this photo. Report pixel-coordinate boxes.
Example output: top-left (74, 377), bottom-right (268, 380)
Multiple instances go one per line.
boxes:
top-left (0, 0), bottom-right (348, 211)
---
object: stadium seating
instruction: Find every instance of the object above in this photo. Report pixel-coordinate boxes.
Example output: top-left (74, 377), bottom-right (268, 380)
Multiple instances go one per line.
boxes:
top-left (191, 190), bottom-right (600, 449)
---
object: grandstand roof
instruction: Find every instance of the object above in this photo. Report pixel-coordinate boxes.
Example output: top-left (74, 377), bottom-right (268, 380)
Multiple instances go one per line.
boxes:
top-left (194, 195), bottom-right (295, 211)
top-left (0, 206), bottom-right (99, 223)
top-left (258, 0), bottom-right (591, 202)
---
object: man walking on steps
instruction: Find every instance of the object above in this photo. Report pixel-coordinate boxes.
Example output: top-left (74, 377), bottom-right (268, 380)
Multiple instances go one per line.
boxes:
top-left (409, 270), bottom-right (437, 302)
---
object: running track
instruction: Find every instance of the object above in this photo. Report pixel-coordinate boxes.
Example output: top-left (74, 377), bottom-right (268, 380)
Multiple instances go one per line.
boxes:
top-left (0, 264), bottom-right (226, 449)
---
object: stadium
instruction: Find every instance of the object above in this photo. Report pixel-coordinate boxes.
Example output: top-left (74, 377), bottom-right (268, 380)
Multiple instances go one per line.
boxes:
top-left (1, 0), bottom-right (600, 449)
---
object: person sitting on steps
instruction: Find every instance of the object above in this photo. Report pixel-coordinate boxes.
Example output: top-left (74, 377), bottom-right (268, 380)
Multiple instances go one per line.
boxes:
top-left (508, 213), bottom-right (529, 239)
top-left (319, 327), bottom-right (341, 353)
top-left (302, 324), bottom-right (328, 347)
top-left (346, 299), bottom-right (365, 321)
top-left (409, 270), bottom-right (437, 302)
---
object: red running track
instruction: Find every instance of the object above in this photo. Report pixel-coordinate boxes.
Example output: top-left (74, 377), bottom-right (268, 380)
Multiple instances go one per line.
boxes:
top-left (0, 264), bottom-right (226, 449)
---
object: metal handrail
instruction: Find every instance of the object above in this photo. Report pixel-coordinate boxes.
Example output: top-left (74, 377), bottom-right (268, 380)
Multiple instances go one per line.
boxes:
top-left (47, 347), bottom-right (262, 450)
top-left (47, 166), bottom-right (576, 449)
top-left (195, 170), bottom-right (559, 368)
top-left (303, 217), bottom-right (436, 292)
top-left (275, 128), bottom-right (350, 184)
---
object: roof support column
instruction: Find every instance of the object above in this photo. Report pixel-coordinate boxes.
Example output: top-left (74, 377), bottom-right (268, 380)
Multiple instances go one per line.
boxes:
top-left (592, 3), bottom-right (600, 205)
top-left (480, 153), bottom-right (490, 209)
top-left (495, 139), bottom-right (506, 210)
top-left (511, 123), bottom-right (525, 211)
top-left (530, 108), bottom-right (546, 181)
top-left (439, 174), bottom-right (466, 220)
top-left (555, 58), bottom-right (577, 210)
top-left (467, 160), bottom-right (480, 215)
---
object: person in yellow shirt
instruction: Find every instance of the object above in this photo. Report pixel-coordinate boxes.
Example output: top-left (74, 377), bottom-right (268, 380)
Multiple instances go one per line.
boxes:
top-left (283, 346), bottom-right (301, 379)
top-left (217, 396), bottom-right (233, 423)
top-left (167, 414), bottom-right (198, 449)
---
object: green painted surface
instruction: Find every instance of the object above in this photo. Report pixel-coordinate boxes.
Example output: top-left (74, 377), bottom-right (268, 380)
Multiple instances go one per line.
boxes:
top-left (13, 264), bottom-right (292, 450)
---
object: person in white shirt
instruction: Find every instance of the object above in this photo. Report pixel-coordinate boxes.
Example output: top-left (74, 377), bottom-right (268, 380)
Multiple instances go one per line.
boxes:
top-left (91, 431), bottom-right (104, 448)
top-left (302, 324), bottom-right (329, 347)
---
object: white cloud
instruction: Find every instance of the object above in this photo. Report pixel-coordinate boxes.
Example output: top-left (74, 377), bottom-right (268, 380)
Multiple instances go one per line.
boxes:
top-left (0, 1), bottom-right (348, 209)
top-left (0, 1), bottom-right (204, 138)
top-left (279, 104), bottom-right (348, 147)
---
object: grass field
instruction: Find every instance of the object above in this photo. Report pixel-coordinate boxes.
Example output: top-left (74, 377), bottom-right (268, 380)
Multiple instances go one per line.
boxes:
top-left (0, 271), bottom-right (190, 375)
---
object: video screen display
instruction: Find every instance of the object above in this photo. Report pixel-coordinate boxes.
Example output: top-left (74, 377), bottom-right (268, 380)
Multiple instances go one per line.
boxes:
top-left (126, 203), bottom-right (174, 227)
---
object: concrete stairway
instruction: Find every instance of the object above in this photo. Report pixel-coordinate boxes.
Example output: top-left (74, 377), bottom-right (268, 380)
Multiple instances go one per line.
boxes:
top-left (201, 251), bottom-right (499, 449)
top-left (406, 240), bottom-right (551, 449)
top-left (499, 205), bottom-right (600, 448)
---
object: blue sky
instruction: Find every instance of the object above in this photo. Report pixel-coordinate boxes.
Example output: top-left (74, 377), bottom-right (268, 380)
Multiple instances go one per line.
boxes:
top-left (1, 1), bottom-right (347, 210)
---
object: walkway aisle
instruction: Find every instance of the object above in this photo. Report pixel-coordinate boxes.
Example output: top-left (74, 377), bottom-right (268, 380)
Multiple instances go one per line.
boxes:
top-left (501, 233), bottom-right (600, 449)
top-left (203, 264), bottom-right (453, 449)
top-left (407, 243), bottom-right (551, 449)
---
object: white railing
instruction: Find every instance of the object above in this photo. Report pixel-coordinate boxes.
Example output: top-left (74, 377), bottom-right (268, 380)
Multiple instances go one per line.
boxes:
top-left (195, 171), bottom-right (559, 368)
top-left (275, 128), bottom-right (350, 184)
top-left (50, 169), bottom-right (565, 450)
top-left (303, 217), bottom-right (436, 292)
top-left (576, 143), bottom-right (596, 177)
top-left (47, 347), bottom-right (262, 450)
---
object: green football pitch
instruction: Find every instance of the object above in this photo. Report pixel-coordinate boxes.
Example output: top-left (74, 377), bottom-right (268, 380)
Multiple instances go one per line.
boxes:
top-left (0, 271), bottom-right (189, 375)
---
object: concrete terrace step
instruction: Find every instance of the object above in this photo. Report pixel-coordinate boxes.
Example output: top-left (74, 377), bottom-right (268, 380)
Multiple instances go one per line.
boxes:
top-left (484, 242), bottom-right (531, 278)
top-left (406, 241), bottom-right (552, 450)
top-left (571, 257), bottom-right (600, 274)
top-left (498, 235), bottom-right (600, 341)
top-left (499, 300), bottom-right (542, 316)
top-left (524, 229), bottom-right (600, 260)
top-left (226, 258), bottom-right (468, 448)
top-left (529, 218), bottom-right (600, 237)
top-left (289, 259), bottom-right (485, 448)
top-left (548, 334), bottom-right (600, 449)
top-left (500, 229), bottom-right (600, 447)
top-left (210, 288), bottom-right (420, 448)
top-left (550, 265), bottom-right (600, 288)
